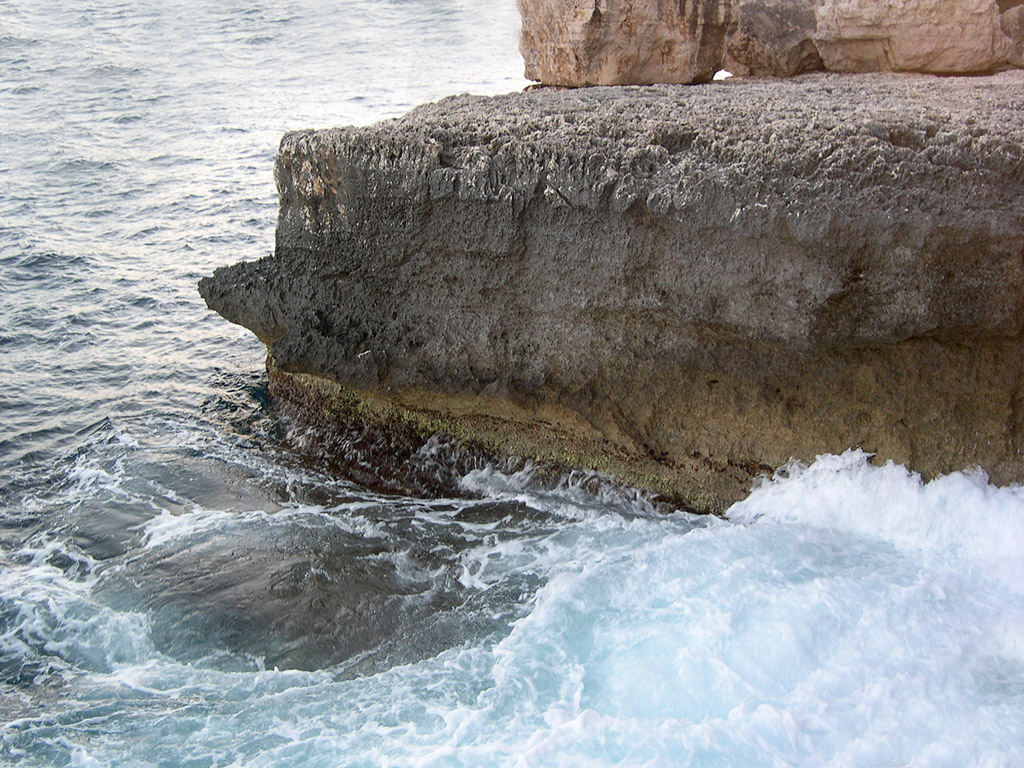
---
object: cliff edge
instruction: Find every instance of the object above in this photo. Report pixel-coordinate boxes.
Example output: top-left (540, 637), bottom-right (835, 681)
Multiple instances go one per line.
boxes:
top-left (200, 72), bottom-right (1024, 511)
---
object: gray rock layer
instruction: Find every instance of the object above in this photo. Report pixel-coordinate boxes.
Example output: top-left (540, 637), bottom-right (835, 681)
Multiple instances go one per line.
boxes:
top-left (200, 72), bottom-right (1024, 510)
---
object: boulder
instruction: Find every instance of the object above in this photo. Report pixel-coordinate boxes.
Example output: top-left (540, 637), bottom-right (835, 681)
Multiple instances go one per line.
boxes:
top-left (1006, 2), bottom-right (1024, 67)
top-left (518, 0), bottom-right (1024, 84)
top-left (517, 0), bottom-right (731, 85)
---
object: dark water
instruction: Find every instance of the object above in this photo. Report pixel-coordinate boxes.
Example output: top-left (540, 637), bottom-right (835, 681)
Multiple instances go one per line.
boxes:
top-left (3, 2), bottom-right (1024, 766)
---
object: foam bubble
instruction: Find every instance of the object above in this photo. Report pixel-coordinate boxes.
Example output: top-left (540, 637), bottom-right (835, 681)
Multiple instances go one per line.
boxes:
top-left (5, 453), bottom-right (1024, 766)
top-left (459, 462), bottom-right (668, 521)
top-left (0, 539), bottom-right (154, 677)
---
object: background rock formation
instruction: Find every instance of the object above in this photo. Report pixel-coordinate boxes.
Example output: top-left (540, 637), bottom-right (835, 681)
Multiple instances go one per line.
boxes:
top-left (518, 0), bottom-right (1024, 83)
top-left (814, 0), bottom-right (1024, 74)
top-left (200, 72), bottom-right (1024, 511)
top-left (725, 0), bottom-right (823, 77)
top-left (517, 0), bottom-right (732, 85)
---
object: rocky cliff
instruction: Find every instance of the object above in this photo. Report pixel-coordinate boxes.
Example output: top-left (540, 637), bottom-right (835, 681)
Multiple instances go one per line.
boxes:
top-left (813, 0), bottom-right (1024, 75)
top-left (518, 0), bottom-right (732, 85)
top-left (200, 72), bottom-right (1024, 511)
top-left (518, 0), bottom-right (1024, 84)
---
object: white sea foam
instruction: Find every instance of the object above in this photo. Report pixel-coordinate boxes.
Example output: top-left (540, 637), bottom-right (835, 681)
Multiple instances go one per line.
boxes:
top-left (7, 453), bottom-right (1022, 768)
top-left (0, 540), bottom-right (154, 677)
top-left (460, 461), bottom-right (670, 521)
top-left (728, 449), bottom-right (1024, 593)
top-left (138, 502), bottom-right (387, 549)
top-left (385, 455), bottom-right (1024, 766)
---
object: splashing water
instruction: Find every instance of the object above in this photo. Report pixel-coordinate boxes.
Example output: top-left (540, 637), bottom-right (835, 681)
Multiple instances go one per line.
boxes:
top-left (2, 1), bottom-right (1023, 766)
top-left (4, 446), bottom-right (1024, 766)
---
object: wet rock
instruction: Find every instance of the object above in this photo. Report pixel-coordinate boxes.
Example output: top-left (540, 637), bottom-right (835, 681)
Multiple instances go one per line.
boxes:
top-left (201, 72), bottom-right (1024, 512)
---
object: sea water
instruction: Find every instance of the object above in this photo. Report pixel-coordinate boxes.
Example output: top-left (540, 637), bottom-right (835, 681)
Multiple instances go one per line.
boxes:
top-left (2, 2), bottom-right (1024, 766)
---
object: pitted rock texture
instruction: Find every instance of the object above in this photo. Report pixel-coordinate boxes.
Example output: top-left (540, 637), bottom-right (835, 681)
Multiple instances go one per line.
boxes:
top-left (200, 72), bottom-right (1024, 511)
top-left (517, 0), bottom-right (731, 85)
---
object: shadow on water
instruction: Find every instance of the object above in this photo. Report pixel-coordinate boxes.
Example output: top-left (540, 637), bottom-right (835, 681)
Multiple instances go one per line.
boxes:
top-left (101, 504), bottom-right (528, 673)
top-left (97, 491), bottom-right (551, 673)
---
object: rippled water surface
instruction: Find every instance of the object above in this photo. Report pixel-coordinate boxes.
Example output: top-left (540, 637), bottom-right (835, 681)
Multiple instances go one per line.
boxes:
top-left (3, 2), bottom-right (1024, 766)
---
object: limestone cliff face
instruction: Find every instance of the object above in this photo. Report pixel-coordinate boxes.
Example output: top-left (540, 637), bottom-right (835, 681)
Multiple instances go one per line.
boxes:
top-left (518, 0), bottom-right (1024, 83)
top-left (814, 0), bottom-right (1024, 74)
top-left (200, 73), bottom-right (1024, 511)
top-left (517, 0), bottom-right (732, 85)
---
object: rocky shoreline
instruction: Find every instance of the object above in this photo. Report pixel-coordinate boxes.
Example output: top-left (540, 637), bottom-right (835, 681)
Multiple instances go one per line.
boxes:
top-left (200, 71), bottom-right (1024, 512)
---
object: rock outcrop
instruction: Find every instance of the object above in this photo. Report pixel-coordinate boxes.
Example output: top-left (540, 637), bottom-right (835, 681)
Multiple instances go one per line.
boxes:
top-left (200, 72), bottom-right (1024, 512)
top-left (517, 0), bottom-right (732, 85)
top-left (725, 0), bottom-right (823, 77)
top-left (814, 0), bottom-right (1024, 75)
top-left (518, 0), bottom-right (1024, 83)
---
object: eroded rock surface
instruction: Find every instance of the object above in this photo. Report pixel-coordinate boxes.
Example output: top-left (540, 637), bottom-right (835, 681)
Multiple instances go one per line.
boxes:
top-left (726, 0), bottom-right (823, 77)
top-left (200, 73), bottom-right (1024, 511)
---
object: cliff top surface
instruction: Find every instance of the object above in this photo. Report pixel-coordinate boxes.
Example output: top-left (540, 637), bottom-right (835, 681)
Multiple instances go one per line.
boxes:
top-left (322, 70), bottom-right (1024, 146)
top-left (285, 71), bottom-right (1024, 217)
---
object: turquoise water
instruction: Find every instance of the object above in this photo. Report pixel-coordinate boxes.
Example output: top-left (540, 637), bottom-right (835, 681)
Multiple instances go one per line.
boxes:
top-left (2, 2), bottom-right (1024, 766)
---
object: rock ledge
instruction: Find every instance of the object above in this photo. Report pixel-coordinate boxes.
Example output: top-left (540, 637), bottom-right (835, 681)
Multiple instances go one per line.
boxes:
top-left (200, 72), bottom-right (1024, 511)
